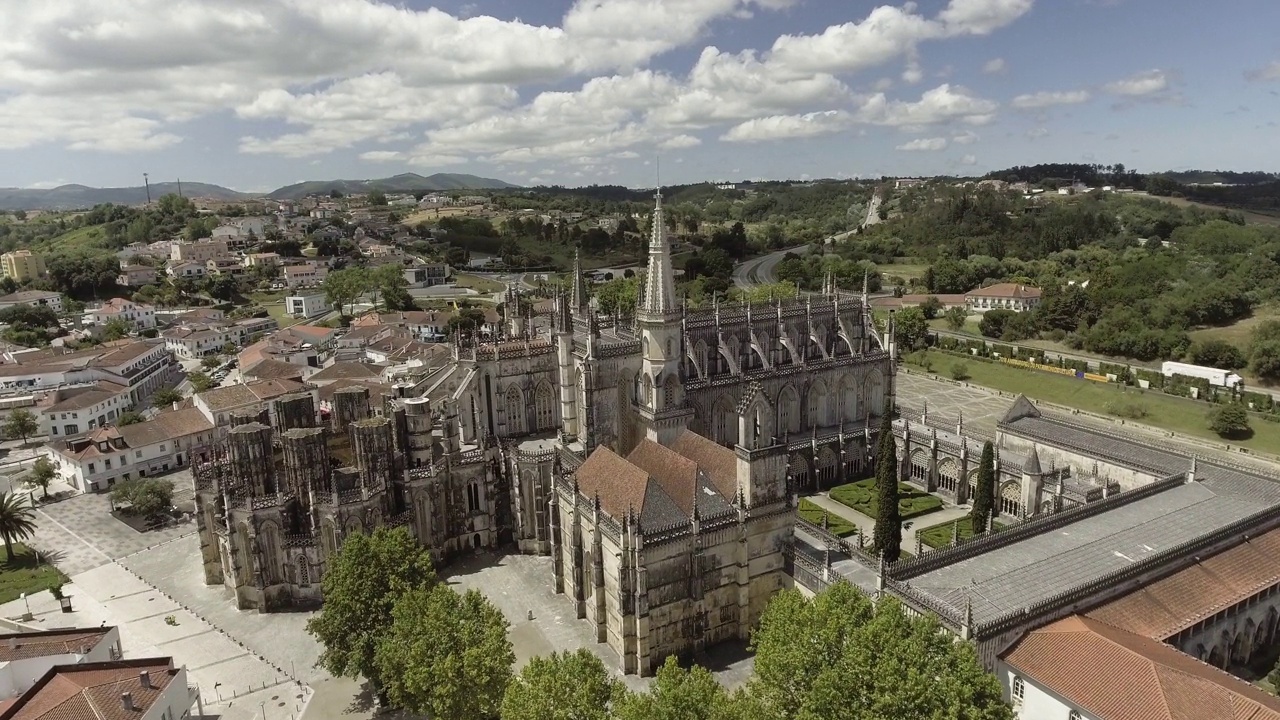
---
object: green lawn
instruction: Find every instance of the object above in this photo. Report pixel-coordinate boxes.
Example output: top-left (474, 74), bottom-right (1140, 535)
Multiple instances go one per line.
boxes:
top-left (927, 317), bottom-right (983, 336)
top-left (798, 498), bottom-right (858, 537)
top-left (905, 348), bottom-right (1280, 454)
top-left (1189, 304), bottom-right (1280, 348)
top-left (0, 544), bottom-right (68, 605)
top-left (829, 479), bottom-right (943, 522)
top-left (454, 273), bottom-right (506, 294)
top-left (917, 514), bottom-right (1007, 549)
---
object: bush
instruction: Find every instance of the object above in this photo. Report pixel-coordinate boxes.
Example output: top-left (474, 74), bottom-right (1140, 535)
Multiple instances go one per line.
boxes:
top-left (110, 478), bottom-right (176, 516)
top-left (950, 362), bottom-right (970, 381)
top-left (1104, 399), bottom-right (1149, 419)
top-left (1207, 404), bottom-right (1251, 439)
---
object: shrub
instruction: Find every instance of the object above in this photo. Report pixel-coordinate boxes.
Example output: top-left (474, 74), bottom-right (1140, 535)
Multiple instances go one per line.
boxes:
top-left (1208, 404), bottom-right (1251, 439)
top-left (1104, 399), bottom-right (1149, 420)
top-left (950, 362), bottom-right (970, 381)
top-left (110, 478), bottom-right (176, 516)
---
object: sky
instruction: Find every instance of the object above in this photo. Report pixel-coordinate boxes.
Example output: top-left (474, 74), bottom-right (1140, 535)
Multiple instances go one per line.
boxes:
top-left (1, 0), bottom-right (1278, 192)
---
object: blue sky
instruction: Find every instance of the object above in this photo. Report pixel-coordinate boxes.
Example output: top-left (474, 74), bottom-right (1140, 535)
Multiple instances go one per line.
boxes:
top-left (1, 0), bottom-right (1277, 192)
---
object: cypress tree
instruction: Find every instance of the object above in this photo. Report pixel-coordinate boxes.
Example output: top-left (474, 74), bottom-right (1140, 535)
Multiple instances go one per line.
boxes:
top-left (872, 409), bottom-right (901, 562)
top-left (971, 441), bottom-right (995, 536)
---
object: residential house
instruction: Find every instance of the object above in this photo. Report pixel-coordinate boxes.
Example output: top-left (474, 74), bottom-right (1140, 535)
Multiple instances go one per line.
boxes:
top-left (167, 261), bottom-right (207, 280)
top-left (117, 264), bottom-right (159, 287)
top-left (0, 250), bottom-right (46, 282)
top-left (244, 252), bottom-right (281, 268)
top-left (966, 283), bottom-right (1043, 314)
top-left (85, 298), bottom-right (157, 330)
top-left (0, 657), bottom-right (194, 720)
top-left (237, 324), bottom-right (337, 372)
top-left (161, 317), bottom-right (277, 359)
top-left (169, 240), bottom-right (228, 264)
top-left (285, 294), bottom-right (330, 319)
top-left (50, 407), bottom-right (215, 491)
top-left (0, 290), bottom-right (62, 314)
top-left (193, 378), bottom-right (311, 427)
top-left (281, 262), bottom-right (328, 288)
top-left (37, 380), bottom-right (133, 438)
top-left (0, 626), bottom-right (123, 700)
top-left (239, 358), bottom-right (307, 383)
top-left (205, 258), bottom-right (247, 277)
top-left (305, 361), bottom-right (384, 388)
top-left (0, 340), bottom-right (175, 406)
top-left (403, 263), bottom-right (449, 288)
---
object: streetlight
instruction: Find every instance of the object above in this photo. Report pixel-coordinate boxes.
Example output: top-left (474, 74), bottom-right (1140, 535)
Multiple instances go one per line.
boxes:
top-left (19, 592), bottom-right (31, 620)
top-left (259, 701), bottom-right (266, 720)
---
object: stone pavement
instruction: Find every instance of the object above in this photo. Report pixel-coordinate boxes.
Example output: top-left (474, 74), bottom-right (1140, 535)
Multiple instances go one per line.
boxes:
top-left (26, 482), bottom-right (197, 577)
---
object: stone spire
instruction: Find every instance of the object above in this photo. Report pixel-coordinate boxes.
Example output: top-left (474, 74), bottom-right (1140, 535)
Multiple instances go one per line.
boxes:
top-left (862, 268), bottom-right (869, 307)
top-left (638, 189), bottom-right (676, 318)
top-left (571, 248), bottom-right (589, 313)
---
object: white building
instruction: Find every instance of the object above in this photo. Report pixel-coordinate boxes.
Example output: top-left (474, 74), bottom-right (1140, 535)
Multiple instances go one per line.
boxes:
top-left (192, 378), bottom-right (311, 428)
top-left (965, 283), bottom-right (1043, 314)
top-left (161, 317), bottom-right (277, 360)
top-left (0, 290), bottom-right (63, 314)
top-left (281, 262), bottom-right (328, 288)
top-left (0, 626), bottom-right (122, 700)
top-left (85, 298), bottom-right (157, 330)
top-left (37, 380), bottom-right (133, 438)
top-left (0, 340), bottom-right (175, 407)
top-left (49, 407), bottom-right (216, 492)
top-left (167, 261), bottom-right (207, 279)
top-left (169, 240), bottom-right (229, 264)
top-left (8, 657), bottom-right (194, 720)
top-left (285, 294), bottom-right (330, 319)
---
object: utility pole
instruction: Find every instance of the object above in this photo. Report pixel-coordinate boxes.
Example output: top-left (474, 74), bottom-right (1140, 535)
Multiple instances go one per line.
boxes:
top-left (177, 177), bottom-right (183, 197)
top-left (143, 173), bottom-right (151, 204)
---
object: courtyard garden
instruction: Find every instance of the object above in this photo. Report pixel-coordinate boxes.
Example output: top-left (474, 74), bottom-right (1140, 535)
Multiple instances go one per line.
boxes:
top-left (917, 513), bottom-right (1009, 549)
top-left (0, 544), bottom-right (68, 604)
top-left (798, 498), bottom-right (858, 538)
top-left (829, 479), bottom-right (943, 521)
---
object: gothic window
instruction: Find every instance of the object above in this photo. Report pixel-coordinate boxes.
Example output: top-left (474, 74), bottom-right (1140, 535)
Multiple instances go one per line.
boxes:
top-left (643, 336), bottom-right (650, 358)
top-left (937, 459), bottom-right (959, 493)
top-left (841, 375), bottom-right (859, 422)
top-left (663, 375), bottom-right (678, 409)
top-left (666, 337), bottom-right (673, 359)
top-left (712, 395), bottom-right (737, 446)
top-left (909, 449), bottom-right (929, 483)
top-left (505, 385), bottom-right (525, 435)
top-left (641, 374), bottom-right (653, 407)
top-left (866, 371), bottom-right (885, 418)
top-left (467, 482), bottom-right (481, 513)
top-left (778, 386), bottom-right (800, 434)
top-left (807, 381), bottom-right (829, 428)
top-left (695, 339), bottom-right (708, 378)
top-left (816, 447), bottom-right (839, 486)
top-left (999, 481), bottom-right (1021, 517)
top-left (297, 556), bottom-right (311, 587)
top-left (534, 383), bottom-right (555, 431)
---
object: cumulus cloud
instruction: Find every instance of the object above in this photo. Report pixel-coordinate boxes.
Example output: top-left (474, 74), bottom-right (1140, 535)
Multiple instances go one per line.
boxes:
top-left (721, 111), bottom-right (852, 142)
top-left (1103, 69), bottom-right (1168, 96)
top-left (1245, 61), bottom-right (1280, 82)
top-left (951, 130), bottom-right (979, 144)
top-left (1011, 89), bottom-right (1091, 108)
top-left (858, 84), bottom-right (998, 126)
top-left (1025, 127), bottom-right (1049, 139)
top-left (896, 137), bottom-right (948, 151)
top-left (959, 153), bottom-right (977, 165)
top-left (982, 57), bottom-right (1007, 74)
top-left (359, 151), bottom-right (403, 163)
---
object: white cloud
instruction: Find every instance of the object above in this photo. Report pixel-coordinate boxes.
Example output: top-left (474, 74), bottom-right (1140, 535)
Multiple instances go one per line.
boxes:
top-left (1245, 61), bottom-right (1280, 82)
top-left (858, 84), bottom-right (998, 126)
top-left (1011, 89), bottom-right (1091, 108)
top-left (937, 0), bottom-right (1034, 35)
top-left (982, 57), bottom-right (1006, 74)
top-left (1025, 126), bottom-right (1049, 138)
top-left (959, 153), bottom-right (977, 165)
top-left (952, 130), bottom-right (979, 144)
top-left (896, 137), bottom-right (948, 151)
top-left (721, 110), bottom-right (852, 142)
top-left (657, 135), bottom-right (702, 150)
top-left (1103, 69), bottom-right (1168, 96)
top-left (359, 150), bottom-right (403, 163)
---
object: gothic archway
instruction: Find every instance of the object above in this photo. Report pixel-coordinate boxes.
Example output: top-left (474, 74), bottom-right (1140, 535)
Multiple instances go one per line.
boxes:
top-left (816, 446), bottom-right (839, 489)
top-left (777, 385), bottom-right (800, 435)
top-left (505, 385), bottom-right (526, 436)
top-left (534, 382), bottom-right (555, 431)
top-left (841, 374), bottom-right (859, 422)
top-left (712, 394), bottom-right (738, 446)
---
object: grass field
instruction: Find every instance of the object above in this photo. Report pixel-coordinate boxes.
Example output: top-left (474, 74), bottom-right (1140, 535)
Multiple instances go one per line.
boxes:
top-left (917, 514), bottom-right (1006, 549)
top-left (1189, 304), bottom-right (1280, 347)
top-left (454, 273), bottom-right (505, 294)
top-left (879, 262), bottom-right (930, 281)
top-left (798, 498), bottom-right (858, 538)
top-left (1142, 194), bottom-right (1280, 227)
top-left (0, 544), bottom-right (69, 605)
top-left (904, 348), bottom-right (1280, 454)
top-left (829, 479), bottom-right (943, 521)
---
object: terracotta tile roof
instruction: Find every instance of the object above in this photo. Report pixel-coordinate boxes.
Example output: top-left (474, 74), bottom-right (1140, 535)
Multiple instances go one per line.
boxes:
top-left (242, 358), bottom-right (306, 382)
top-left (118, 407), bottom-right (213, 447)
top-left (1086, 528), bottom-right (1280, 640)
top-left (0, 628), bottom-right (111, 662)
top-left (574, 446), bottom-right (649, 519)
top-left (38, 382), bottom-right (130, 412)
top-left (966, 282), bottom-right (1041, 299)
top-left (309, 362), bottom-right (382, 382)
top-left (316, 378), bottom-right (393, 403)
top-left (198, 379), bottom-right (305, 412)
top-left (626, 440), bottom-right (698, 516)
top-left (1003, 615), bottom-right (1280, 720)
top-left (669, 431), bottom-right (738, 500)
top-left (3, 658), bottom-right (180, 720)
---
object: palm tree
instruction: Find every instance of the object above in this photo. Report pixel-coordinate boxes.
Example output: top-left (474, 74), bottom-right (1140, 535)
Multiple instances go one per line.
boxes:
top-left (0, 492), bottom-right (37, 562)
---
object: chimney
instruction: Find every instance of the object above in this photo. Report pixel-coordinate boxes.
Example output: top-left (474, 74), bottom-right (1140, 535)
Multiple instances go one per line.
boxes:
top-left (121, 692), bottom-right (134, 711)
top-left (139, 670), bottom-right (151, 689)
top-left (6, 638), bottom-right (14, 650)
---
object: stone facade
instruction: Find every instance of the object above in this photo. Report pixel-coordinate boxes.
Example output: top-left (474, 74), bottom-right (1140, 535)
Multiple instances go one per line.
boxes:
top-left (192, 192), bottom-right (894, 675)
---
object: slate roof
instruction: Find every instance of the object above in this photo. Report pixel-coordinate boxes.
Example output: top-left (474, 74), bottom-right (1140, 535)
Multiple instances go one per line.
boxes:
top-left (1003, 615), bottom-right (1280, 720)
top-left (908, 480), bottom-right (1280, 625)
top-left (1086, 526), bottom-right (1280, 640)
top-left (2, 659), bottom-right (180, 720)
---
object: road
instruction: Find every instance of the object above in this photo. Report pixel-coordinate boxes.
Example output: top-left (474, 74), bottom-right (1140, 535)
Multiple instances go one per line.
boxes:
top-left (732, 245), bottom-right (813, 289)
top-left (861, 191), bottom-right (883, 228)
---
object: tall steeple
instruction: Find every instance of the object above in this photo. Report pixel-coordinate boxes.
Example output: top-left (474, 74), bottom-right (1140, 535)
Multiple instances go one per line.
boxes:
top-left (638, 189), bottom-right (676, 319)
top-left (571, 248), bottom-right (589, 313)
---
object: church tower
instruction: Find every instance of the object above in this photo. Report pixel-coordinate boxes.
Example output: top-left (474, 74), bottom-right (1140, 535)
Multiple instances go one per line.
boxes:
top-left (636, 190), bottom-right (692, 446)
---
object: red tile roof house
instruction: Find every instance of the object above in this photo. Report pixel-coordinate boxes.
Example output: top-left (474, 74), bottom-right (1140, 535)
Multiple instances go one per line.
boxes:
top-left (965, 283), bottom-right (1042, 313)
top-left (0, 657), bottom-right (194, 720)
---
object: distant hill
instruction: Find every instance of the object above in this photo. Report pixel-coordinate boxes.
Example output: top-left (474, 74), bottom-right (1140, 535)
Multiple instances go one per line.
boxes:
top-left (0, 182), bottom-right (249, 211)
top-left (266, 173), bottom-right (519, 200)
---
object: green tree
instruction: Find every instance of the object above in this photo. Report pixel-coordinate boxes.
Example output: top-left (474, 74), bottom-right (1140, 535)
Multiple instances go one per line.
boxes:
top-left (944, 305), bottom-right (968, 332)
top-left (950, 361), bottom-right (970, 381)
top-left (375, 584), bottom-right (512, 719)
top-left (201, 355), bottom-right (222, 371)
top-left (101, 317), bottom-right (131, 342)
top-left (324, 267), bottom-right (368, 317)
top-left (2, 408), bottom-right (39, 445)
top-left (1187, 340), bottom-right (1247, 370)
top-left (0, 492), bottom-right (36, 560)
top-left (872, 405), bottom-right (901, 561)
top-left (367, 188), bottom-right (388, 206)
top-left (30, 457), bottom-right (57, 499)
top-left (918, 295), bottom-right (944, 320)
top-left (1208, 404), bottom-right (1251, 438)
top-left (307, 527), bottom-right (437, 691)
top-left (110, 478), bottom-right (175, 515)
top-left (594, 277), bottom-right (640, 316)
top-left (614, 656), bottom-right (734, 720)
top-left (971, 441), bottom-right (995, 535)
top-left (371, 264), bottom-right (412, 312)
top-left (893, 306), bottom-right (928, 351)
top-left (500, 649), bottom-right (621, 720)
top-left (116, 411), bottom-right (144, 426)
top-left (448, 307), bottom-right (488, 337)
top-left (151, 388), bottom-right (182, 408)
top-left (978, 308), bottom-right (1017, 339)
top-left (188, 372), bottom-right (215, 393)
